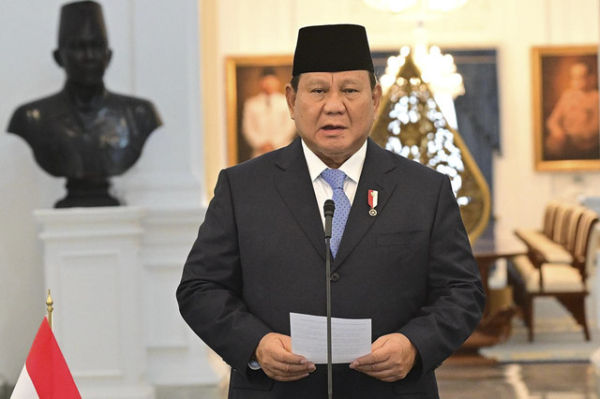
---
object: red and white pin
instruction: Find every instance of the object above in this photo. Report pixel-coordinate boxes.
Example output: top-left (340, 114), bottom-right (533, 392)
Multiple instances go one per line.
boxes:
top-left (368, 190), bottom-right (378, 216)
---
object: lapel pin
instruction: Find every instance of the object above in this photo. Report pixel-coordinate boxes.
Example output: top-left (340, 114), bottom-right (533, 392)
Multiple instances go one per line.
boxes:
top-left (368, 189), bottom-right (378, 217)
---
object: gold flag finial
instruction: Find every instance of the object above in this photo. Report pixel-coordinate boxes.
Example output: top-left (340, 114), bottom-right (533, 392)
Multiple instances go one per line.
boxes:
top-left (46, 289), bottom-right (54, 330)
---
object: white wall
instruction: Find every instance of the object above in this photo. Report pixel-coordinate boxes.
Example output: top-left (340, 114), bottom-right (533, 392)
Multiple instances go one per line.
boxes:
top-left (205, 0), bottom-right (600, 230)
top-left (0, 0), bottom-right (205, 384)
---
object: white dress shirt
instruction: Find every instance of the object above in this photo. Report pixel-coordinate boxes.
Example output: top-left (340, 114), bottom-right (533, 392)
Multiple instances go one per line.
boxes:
top-left (301, 139), bottom-right (367, 227)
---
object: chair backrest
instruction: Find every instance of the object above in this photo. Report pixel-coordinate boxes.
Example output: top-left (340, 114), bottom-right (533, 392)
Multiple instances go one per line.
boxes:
top-left (553, 203), bottom-right (575, 245)
top-left (585, 220), bottom-right (600, 274)
top-left (543, 201), bottom-right (560, 237)
top-left (565, 206), bottom-right (586, 253)
top-left (573, 209), bottom-right (599, 275)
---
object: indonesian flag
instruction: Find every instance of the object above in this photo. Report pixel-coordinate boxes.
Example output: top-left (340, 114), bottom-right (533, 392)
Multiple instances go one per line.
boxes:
top-left (11, 318), bottom-right (81, 399)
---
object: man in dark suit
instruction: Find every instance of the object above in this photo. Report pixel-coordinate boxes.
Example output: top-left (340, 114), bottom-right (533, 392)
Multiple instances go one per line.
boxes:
top-left (177, 24), bottom-right (484, 398)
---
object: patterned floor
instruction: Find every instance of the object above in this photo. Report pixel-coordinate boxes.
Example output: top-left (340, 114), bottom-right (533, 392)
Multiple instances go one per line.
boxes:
top-left (155, 362), bottom-right (599, 399)
top-left (437, 362), bottom-right (598, 399)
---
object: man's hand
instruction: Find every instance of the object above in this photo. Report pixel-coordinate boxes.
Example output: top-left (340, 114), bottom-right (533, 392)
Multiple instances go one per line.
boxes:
top-left (349, 333), bottom-right (417, 382)
top-left (255, 332), bottom-right (316, 381)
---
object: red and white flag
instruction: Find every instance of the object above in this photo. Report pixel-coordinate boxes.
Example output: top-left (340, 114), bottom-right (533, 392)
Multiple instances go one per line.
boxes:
top-left (11, 318), bottom-right (81, 399)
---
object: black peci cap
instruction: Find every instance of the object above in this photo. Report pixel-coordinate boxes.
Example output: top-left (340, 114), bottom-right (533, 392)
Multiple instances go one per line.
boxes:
top-left (58, 1), bottom-right (108, 46)
top-left (292, 24), bottom-right (374, 76)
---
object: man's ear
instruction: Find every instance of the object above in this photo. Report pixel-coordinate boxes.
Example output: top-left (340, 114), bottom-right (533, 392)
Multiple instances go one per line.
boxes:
top-left (53, 49), bottom-right (63, 67)
top-left (372, 83), bottom-right (382, 113)
top-left (285, 84), bottom-right (296, 120)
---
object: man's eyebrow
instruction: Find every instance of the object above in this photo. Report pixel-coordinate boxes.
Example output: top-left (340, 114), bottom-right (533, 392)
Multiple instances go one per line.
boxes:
top-left (304, 78), bottom-right (330, 86)
top-left (339, 78), bottom-right (362, 85)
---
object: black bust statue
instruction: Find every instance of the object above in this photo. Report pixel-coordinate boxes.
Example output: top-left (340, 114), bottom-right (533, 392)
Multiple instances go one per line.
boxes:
top-left (7, 1), bottom-right (162, 208)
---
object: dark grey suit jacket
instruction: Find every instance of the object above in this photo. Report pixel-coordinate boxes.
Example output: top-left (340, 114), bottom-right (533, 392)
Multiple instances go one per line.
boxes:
top-left (177, 137), bottom-right (484, 398)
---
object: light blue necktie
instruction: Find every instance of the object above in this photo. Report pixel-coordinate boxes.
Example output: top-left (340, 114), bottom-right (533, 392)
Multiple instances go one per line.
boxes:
top-left (321, 168), bottom-right (351, 258)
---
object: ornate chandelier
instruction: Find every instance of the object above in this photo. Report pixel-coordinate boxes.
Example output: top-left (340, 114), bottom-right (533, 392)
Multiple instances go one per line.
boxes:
top-left (365, 0), bottom-right (490, 241)
top-left (370, 54), bottom-right (490, 242)
top-left (379, 41), bottom-right (465, 128)
top-left (380, 44), bottom-right (464, 98)
top-left (366, 0), bottom-right (468, 126)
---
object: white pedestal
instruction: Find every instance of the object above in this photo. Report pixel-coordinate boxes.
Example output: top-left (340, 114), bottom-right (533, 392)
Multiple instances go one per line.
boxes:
top-left (34, 207), bottom-right (154, 399)
top-left (140, 206), bottom-right (218, 386)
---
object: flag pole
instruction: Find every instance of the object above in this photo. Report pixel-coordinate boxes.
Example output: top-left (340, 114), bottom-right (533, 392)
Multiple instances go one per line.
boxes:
top-left (46, 289), bottom-right (54, 330)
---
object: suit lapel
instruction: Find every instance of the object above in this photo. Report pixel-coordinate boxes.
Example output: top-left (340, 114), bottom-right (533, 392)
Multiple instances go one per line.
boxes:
top-left (274, 138), bottom-right (326, 260)
top-left (333, 139), bottom-right (398, 269)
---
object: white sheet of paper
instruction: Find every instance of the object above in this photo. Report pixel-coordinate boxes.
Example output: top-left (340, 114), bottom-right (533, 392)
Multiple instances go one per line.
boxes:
top-left (290, 312), bottom-right (372, 364)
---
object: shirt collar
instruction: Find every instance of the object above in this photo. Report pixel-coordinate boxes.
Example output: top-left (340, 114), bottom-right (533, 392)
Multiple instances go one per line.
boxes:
top-left (301, 139), bottom-right (367, 183)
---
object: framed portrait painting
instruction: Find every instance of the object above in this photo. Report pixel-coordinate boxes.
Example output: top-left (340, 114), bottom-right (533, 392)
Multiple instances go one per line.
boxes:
top-left (532, 45), bottom-right (600, 171)
top-left (225, 55), bottom-right (294, 165)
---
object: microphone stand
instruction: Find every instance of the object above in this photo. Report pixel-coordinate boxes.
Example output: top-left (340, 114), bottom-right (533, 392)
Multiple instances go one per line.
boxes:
top-left (323, 200), bottom-right (335, 399)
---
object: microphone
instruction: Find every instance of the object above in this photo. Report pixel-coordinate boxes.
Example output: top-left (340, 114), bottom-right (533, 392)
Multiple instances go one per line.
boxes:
top-left (322, 199), bottom-right (335, 399)
top-left (324, 199), bottom-right (335, 239)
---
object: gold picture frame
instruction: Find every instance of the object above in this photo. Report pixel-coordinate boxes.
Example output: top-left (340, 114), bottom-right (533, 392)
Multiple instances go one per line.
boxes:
top-left (225, 55), bottom-right (294, 165)
top-left (532, 45), bottom-right (600, 171)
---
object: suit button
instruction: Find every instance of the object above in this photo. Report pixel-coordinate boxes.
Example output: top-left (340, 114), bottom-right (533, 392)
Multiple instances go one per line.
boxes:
top-left (330, 272), bottom-right (340, 282)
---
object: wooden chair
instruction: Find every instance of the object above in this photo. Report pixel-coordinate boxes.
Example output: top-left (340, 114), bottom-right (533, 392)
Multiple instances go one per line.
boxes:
top-left (515, 200), bottom-right (559, 244)
top-left (515, 201), bottom-right (573, 266)
top-left (543, 200), bottom-right (560, 237)
top-left (511, 207), bottom-right (597, 341)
